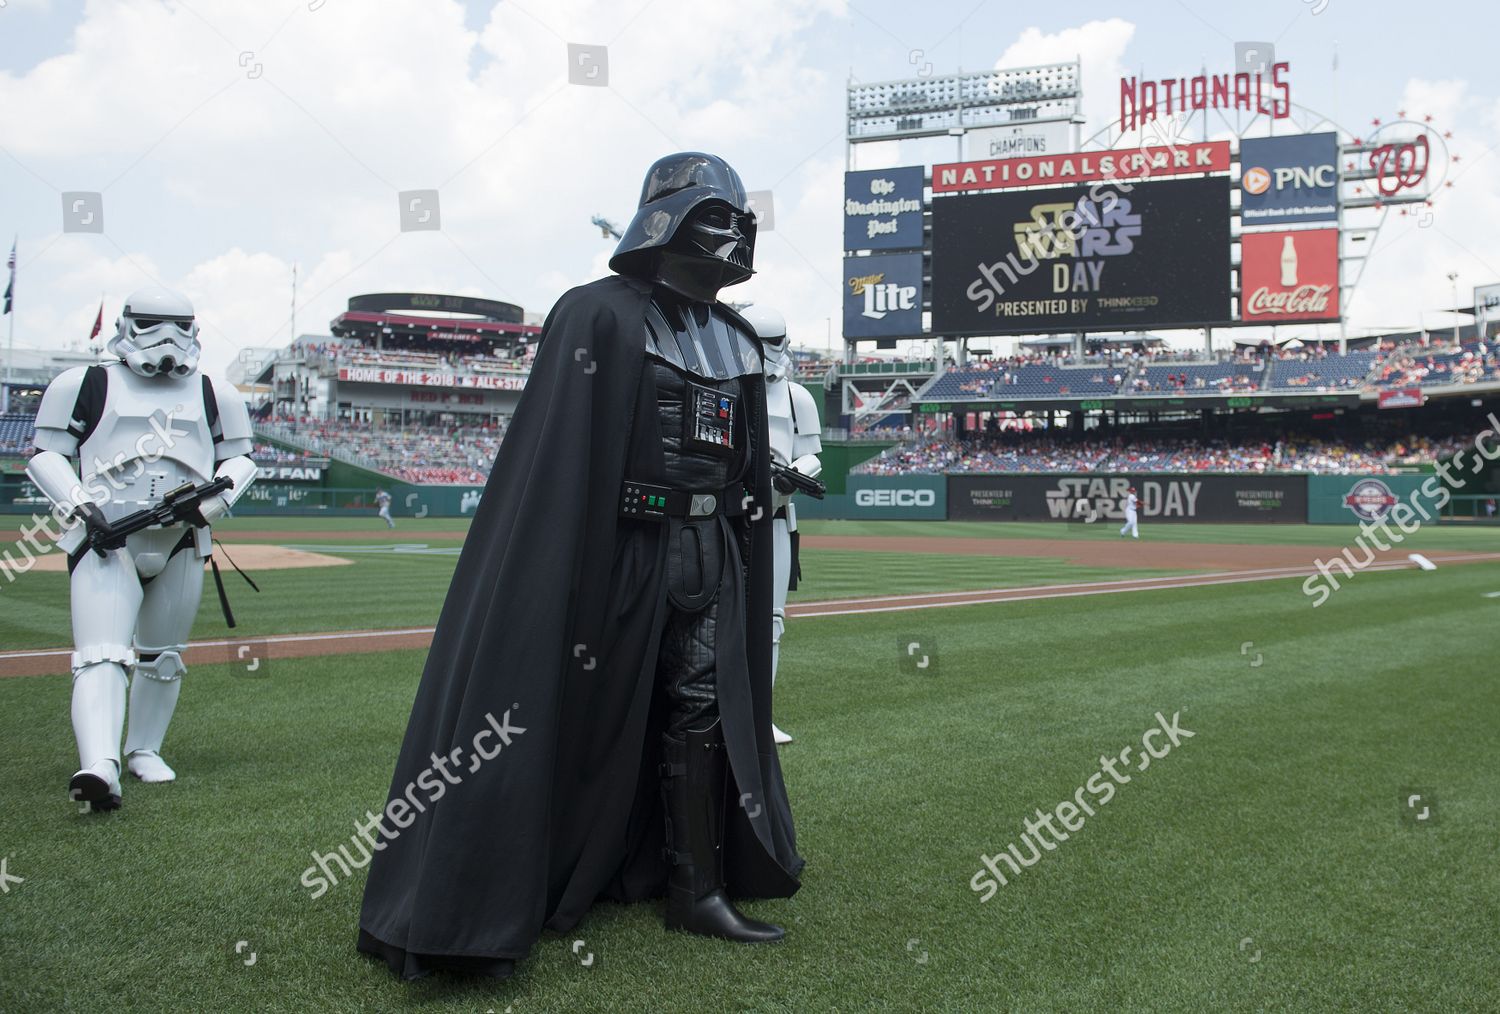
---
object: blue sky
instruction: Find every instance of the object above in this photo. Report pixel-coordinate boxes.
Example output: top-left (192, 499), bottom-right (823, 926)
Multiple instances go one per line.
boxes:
top-left (1, 0), bottom-right (1495, 377)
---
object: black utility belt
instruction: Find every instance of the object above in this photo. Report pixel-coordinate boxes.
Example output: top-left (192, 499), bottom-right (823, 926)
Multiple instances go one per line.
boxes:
top-left (620, 480), bottom-right (748, 521)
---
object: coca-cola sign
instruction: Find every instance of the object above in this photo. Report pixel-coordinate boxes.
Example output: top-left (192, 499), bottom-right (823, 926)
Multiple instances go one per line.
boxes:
top-left (1246, 284), bottom-right (1334, 316)
top-left (1239, 229), bottom-right (1340, 323)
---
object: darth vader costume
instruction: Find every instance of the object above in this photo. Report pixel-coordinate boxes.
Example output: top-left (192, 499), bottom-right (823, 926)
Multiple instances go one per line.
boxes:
top-left (357, 153), bottom-right (802, 979)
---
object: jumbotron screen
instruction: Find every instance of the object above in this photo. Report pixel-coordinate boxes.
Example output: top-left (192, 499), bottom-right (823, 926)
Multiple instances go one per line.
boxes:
top-left (930, 176), bottom-right (1231, 335)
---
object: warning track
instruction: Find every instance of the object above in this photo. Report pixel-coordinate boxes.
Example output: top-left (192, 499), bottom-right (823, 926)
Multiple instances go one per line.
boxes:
top-left (4, 552), bottom-right (1497, 678)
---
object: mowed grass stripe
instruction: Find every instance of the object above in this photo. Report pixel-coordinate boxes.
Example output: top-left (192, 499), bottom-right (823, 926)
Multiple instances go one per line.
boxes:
top-left (0, 562), bottom-right (1495, 1010)
top-left (0, 542), bottom-right (1182, 651)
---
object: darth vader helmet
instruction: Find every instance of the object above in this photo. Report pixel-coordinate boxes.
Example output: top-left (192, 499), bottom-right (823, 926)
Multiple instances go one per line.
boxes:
top-left (609, 152), bottom-right (756, 302)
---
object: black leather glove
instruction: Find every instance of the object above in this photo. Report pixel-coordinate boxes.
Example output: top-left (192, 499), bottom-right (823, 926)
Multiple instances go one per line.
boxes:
top-left (73, 503), bottom-right (121, 555)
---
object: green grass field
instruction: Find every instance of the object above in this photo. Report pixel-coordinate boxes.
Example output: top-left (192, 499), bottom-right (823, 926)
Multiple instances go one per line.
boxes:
top-left (1, 517), bottom-right (1497, 1011)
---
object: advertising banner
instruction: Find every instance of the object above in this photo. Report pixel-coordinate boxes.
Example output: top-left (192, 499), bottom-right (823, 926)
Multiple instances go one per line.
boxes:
top-left (338, 367), bottom-right (526, 391)
top-left (947, 474), bottom-right (1306, 523)
top-left (933, 140), bottom-right (1229, 194)
top-left (256, 465), bottom-right (325, 482)
top-left (796, 475), bottom-right (947, 521)
top-left (1377, 387), bottom-right (1424, 409)
top-left (843, 166), bottom-right (925, 251)
top-left (963, 120), bottom-right (1075, 161)
top-left (931, 177), bottom-right (1231, 335)
top-left (1239, 229), bottom-right (1340, 323)
top-left (1238, 132), bottom-right (1339, 224)
top-left (1306, 474), bottom-right (1445, 525)
top-left (844, 252), bottom-right (924, 339)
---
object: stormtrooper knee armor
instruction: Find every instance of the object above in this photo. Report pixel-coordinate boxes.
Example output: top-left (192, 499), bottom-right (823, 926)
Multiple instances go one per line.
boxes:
top-left (26, 286), bottom-right (257, 809)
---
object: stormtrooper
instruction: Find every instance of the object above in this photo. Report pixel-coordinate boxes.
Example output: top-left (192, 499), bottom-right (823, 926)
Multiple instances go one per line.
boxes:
top-left (27, 287), bottom-right (256, 811)
top-left (738, 306), bottom-right (822, 745)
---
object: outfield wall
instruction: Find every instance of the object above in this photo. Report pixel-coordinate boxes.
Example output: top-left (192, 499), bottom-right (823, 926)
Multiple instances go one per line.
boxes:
top-left (0, 469), bottom-right (1482, 526)
top-left (793, 473), bottom-right (1477, 525)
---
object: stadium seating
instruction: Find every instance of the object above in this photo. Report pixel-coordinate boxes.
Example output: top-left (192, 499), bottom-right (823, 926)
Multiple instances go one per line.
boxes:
top-left (1130, 361), bottom-right (1263, 395)
top-left (0, 414), bottom-right (37, 455)
top-left (258, 418), bottom-right (504, 484)
top-left (856, 432), bottom-right (1469, 476)
top-left (1265, 351), bottom-right (1377, 391)
top-left (924, 363), bottom-right (1123, 400)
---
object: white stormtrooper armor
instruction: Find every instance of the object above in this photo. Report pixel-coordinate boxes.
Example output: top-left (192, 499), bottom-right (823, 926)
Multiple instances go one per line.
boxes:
top-left (741, 305), bottom-right (821, 746)
top-left (26, 287), bottom-right (257, 810)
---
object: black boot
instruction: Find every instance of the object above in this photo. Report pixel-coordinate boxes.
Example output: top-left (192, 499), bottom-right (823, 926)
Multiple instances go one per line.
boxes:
top-left (661, 721), bottom-right (784, 942)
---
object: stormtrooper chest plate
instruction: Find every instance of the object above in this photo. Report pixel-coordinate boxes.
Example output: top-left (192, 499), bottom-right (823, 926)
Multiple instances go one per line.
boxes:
top-left (764, 375), bottom-right (796, 466)
top-left (76, 369), bottom-right (216, 517)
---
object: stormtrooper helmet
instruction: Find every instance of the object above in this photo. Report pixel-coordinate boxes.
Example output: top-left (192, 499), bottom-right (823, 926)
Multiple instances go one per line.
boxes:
top-left (739, 304), bottom-right (787, 348)
top-left (108, 286), bottom-right (201, 378)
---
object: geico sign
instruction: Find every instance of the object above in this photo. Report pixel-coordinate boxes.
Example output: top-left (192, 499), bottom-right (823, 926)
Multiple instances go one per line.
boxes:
top-left (855, 488), bottom-right (937, 507)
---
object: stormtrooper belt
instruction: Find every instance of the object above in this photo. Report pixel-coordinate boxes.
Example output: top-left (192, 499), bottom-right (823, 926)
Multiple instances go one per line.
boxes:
top-left (619, 480), bottom-right (750, 521)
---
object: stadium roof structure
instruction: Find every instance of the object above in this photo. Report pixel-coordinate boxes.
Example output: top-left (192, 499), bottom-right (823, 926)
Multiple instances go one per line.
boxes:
top-left (329, 292), bottom-right (542, 349)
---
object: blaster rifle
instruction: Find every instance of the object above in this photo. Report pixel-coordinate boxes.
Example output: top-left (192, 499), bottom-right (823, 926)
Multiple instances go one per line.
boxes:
top-left (771, 462), bottom-right (826, 500)
top-left (88, 476), bottom-right (234, 556)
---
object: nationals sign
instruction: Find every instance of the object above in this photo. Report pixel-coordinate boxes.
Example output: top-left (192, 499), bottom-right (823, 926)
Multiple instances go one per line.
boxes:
top-left (933, 141), bottom-right (1229, 194)
top-left (1239, 229), bottom-right (1339, 323)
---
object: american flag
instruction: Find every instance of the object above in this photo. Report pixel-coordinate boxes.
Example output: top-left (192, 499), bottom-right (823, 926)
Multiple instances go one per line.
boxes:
top-left (2, 238), bottom-right (13, 316)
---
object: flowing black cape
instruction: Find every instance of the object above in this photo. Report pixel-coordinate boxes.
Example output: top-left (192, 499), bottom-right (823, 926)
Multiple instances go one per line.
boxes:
top-left (357, 275), bottom-right (802, 979)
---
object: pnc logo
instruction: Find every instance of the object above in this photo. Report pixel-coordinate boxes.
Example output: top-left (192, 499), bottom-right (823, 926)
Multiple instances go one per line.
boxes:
top-left (1242, 165), bottom-right (1272, 195)
top-left (1244, 163), bottom-right (1336, 195)
top-left (855, 488), bottom-right (937, 508)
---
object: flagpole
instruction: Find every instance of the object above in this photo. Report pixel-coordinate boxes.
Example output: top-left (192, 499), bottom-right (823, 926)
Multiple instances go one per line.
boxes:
top-left (3, 305), bottom-right (12, 415)
top-left (3, 236), bottom-right (13, 415)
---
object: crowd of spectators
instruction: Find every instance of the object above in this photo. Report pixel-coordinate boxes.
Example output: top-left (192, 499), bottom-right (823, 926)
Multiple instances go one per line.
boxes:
top-left (0, 414), bottom-right (37, 456)
top-left (250, 442), bottom-right (319, 465)
top-left (855, 431), bottom-right (1471, 476)
top-left (914, 335), bottom-right (1499, 401)
top-left (1373, 342), bottom-right (1500, 389)
top-left (259, 416), bottom-right (506, 485)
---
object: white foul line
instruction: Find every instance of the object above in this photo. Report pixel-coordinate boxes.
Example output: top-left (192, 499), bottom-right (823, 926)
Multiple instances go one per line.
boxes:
top-left (4, 554), bottom-right (1498, 665)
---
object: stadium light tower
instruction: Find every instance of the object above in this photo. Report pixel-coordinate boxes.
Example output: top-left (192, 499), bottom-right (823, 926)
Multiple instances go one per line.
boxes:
top-left (591, 215), bottom-right (623, 240)
top-left (1447, 271), bottom-right (1460, 344)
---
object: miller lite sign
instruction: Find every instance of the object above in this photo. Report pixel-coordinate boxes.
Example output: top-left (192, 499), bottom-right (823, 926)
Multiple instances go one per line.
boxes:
top-left (1239, 229), bottom-right (1340, 323)
top-left (844, 252), bottom-right (924, 338)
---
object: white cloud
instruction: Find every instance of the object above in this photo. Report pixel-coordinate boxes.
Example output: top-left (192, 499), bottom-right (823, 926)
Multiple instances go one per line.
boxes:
top-left (995, 18), bottom-right (1136, 140)
top-left (1, 4), bottom-right (1497, 383)
top-left (0, 0), bottom-right (846, 379)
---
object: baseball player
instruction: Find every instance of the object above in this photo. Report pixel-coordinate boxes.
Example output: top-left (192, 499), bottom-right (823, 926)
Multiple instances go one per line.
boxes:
top-left (26, 287), bottom-right (257, 810)
top-left (1120, 485), bottom-right (1140, 539)
top-left (375, 488), bottom-right (394, 528)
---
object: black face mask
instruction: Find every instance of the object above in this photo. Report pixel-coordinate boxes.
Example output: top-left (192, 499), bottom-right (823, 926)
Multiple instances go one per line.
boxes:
top-left (650, 202), bottom-right (755, 303)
